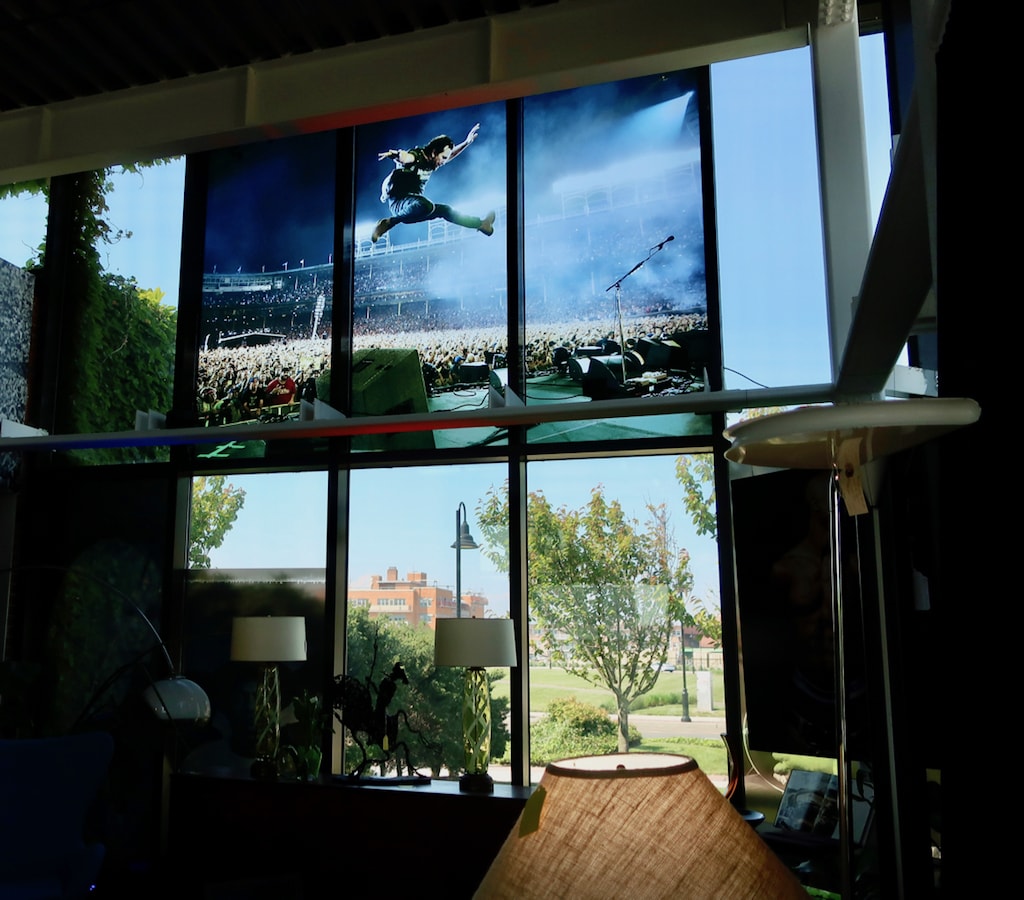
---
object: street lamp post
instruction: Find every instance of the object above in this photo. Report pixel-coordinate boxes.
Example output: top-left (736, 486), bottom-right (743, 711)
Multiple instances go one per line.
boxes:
top-left (680, 648), bottom-right (691, 723)
top-left (451, 501), bottom-right (480, 618)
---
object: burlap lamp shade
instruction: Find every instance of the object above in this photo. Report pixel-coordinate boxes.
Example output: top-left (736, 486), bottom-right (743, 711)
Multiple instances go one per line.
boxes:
top-left (474, 753), bottom-right (806, 900)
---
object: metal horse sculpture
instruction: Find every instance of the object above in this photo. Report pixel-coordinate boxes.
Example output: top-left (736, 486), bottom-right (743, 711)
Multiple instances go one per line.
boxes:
top-left (331, 652), bottom-right (434, 779)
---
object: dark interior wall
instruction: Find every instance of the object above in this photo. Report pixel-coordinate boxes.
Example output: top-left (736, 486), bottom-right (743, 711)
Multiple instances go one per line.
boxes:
top-left (6, 465), bottom-right (177, 874)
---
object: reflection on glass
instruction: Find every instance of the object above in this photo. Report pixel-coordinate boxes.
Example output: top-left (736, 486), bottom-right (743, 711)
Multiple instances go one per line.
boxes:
top-left (180, 471), bottom-right (327, 776)
top-left (351, 103), bottom-right (508, 450)
top-left (198, 132), bottom-right (336, 437)
top-left (523, 69), bottom-right (711, 427)
top-left (345, 463), bottom-right (511, 781)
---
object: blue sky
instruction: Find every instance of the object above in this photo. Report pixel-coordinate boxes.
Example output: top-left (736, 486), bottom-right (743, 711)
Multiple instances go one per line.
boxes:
top-left (0, 160), bottom-right (187, 305)
top-left (198, 455), bottom-right (721, 619)
top-left (0, 38), bottom-right (891, 616)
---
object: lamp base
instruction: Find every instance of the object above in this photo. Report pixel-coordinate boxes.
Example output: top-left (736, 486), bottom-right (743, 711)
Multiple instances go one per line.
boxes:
top-left (459, 772), bottom-right (495, 794)
top-left (250, 756), bottom-right (279, 780)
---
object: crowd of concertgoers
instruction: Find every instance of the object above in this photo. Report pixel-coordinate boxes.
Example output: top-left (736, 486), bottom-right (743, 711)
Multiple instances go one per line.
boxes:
top-left (196, 309), bottom-right (706, 424)
top-left (196, 337), bottom-right (330, 425)
top-left (197, 192), bottom-right (707, 423)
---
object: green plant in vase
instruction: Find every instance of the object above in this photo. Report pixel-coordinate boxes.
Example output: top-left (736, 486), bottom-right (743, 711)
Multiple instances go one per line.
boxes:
top-left (282, 689), bottom-right (331, 780)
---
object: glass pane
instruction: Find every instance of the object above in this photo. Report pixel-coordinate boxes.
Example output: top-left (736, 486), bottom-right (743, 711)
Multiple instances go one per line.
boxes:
top-left (0, 187), bottom-right (47, 269)
top-left (345, 463), bottom-right (511, 781)
top-left (198, 132), bottom-right (336, 450)
top-left (181, 471), bottom-right (328, 777)
top-left (36, 160), bottom-right (185, 463)
top-left (521, 454), bottom-right (723, 785)
top-left (522, 69), bottom-right (713, 440)
top-left (712, 48), bottom-right (831, 390)
top-left (352, 105), bottom-right (508, 451)
top-left (104, 161), bottom-right (186, 308)
top-left (861, 31), bottom-right (894, 230)
top-left (0, 192), bottom-right (37, 486)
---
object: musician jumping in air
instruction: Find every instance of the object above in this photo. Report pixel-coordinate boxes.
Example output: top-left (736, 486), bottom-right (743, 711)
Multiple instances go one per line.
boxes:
top-left (371, 123), bottom-right (495, 243)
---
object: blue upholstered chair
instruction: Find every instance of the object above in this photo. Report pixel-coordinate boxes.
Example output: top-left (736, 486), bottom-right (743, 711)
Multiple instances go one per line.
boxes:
top-left (0, 730), bottom-right (114, 900)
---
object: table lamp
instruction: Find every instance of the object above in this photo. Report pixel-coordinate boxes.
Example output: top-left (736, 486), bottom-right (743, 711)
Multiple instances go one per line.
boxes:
top-left (434, 617), bottom-right (517, 793)
top-left (230, 615), bottom-right (306, 779)
top-left (474, 753), bottom-right (807, 899)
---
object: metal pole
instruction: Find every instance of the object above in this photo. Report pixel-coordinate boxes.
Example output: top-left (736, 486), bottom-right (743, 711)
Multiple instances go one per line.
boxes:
top-left (680, 649), bottom-right (691, 722)
top-left (455, 504), bottom-right (463, 618)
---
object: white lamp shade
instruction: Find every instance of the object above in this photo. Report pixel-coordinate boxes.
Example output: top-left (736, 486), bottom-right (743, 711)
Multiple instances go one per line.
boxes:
top-left (230, 616), bottom-right (307, 662)
top-left (434, 617), bottom-right (517, 668)
top-left (475, 753), bottom-right (807, 899)
top-left (142, 676), bottom-right (212, 723)
top-left (723, 397), bottom-right (980, 469)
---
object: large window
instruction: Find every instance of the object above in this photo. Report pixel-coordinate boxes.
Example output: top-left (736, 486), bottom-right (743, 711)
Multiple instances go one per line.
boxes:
top-left (170, 51), bottom-right (826, 786)
top-left (10, 40), bottom-right (888, 790)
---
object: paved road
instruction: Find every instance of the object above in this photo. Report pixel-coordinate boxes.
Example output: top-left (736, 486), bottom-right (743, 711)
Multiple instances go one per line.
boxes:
top-left (628, 713), bottom-right (726, 740)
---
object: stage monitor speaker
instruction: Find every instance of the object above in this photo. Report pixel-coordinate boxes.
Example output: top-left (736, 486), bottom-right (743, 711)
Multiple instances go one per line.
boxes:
top-left (459, 361), bottom-right (489, 384)
top-left (636, 337), bottom-right (687, 372)
top-left (552, 346), bottom-right (571, 374)
top-left (567, 356), bottom-right (590, 383)
top-left (573, 345), bottom-right (603, 359)
top-left (573, 354), bottom-right (642, 399)
top-left (351, 348), bottom-right (434, 451)
top-left (668, 330), bottom-right (717, 370)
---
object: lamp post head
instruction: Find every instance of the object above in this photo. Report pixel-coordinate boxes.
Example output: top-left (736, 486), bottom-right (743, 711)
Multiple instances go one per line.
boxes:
top-left (451, 519), bottom-right (480, 551)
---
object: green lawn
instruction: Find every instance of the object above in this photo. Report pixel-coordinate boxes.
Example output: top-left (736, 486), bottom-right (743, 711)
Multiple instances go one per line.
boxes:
top-left (494, 665), bottom-right (726, 715)
top-left (491, 666), bottom-right (731, 774)
top-left (490, 667), bottom-right (839, 778)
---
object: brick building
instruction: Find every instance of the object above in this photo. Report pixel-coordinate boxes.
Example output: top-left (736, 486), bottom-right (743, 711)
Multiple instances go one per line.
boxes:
top-left (348, 566), bottom-right (488, 628)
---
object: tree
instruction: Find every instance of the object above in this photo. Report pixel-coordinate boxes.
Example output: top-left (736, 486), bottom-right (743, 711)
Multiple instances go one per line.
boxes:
top-left (187, 476), bottom-right (246, 568)
top-left (477, 481), bottom-right (696, 752)
top-left (674, 453), bottom-right (722, 647)
top-left (674, 454), bottom-right (717, 539)
top-left (691, 589), bottom-right (723, 648)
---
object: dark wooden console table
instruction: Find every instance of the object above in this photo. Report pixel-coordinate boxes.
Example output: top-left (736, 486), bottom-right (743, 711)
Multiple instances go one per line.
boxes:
top-left (166, 773), bottom-right (531, 898)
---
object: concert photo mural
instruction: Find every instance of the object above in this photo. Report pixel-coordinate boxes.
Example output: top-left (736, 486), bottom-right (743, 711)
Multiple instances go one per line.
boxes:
top-left (521, 68), bottom-right (714, 442)
top-left (197, 131), bottom-right (336, 443)
top-left (352, 102), bottom-right (508, 451)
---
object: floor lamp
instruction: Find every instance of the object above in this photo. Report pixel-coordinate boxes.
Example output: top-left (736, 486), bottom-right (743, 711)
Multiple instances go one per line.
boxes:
top-left (230, 615), bottom-right (307, 779)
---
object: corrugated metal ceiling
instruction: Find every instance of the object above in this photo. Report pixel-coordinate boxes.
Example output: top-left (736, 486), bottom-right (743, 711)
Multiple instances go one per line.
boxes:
top-left (0, 0), bottom-right (560, 115)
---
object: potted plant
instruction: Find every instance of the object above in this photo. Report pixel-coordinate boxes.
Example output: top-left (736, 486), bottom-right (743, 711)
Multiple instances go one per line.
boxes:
top-left (282, 689), bottom-right (331, 780)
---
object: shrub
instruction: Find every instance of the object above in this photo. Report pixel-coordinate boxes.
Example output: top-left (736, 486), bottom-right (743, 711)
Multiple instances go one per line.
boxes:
top-left (529, 697), bottom-right (641, 765)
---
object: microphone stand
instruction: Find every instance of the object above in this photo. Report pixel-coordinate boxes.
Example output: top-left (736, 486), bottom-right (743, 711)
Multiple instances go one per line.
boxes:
top-left (605, 237), bottom-right (674, 384)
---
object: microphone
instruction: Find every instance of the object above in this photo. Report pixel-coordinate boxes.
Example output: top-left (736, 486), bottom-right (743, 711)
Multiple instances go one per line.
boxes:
top-left (653, 235), bottom-right (675, 251)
